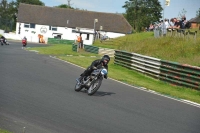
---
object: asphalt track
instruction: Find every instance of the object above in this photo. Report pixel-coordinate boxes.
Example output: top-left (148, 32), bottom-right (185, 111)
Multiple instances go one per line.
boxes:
top-left (0, 41), bottom-right (200, 133)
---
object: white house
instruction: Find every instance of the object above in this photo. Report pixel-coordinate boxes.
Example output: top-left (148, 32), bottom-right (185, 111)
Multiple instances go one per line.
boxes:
top-left (15, 3), bottom-right (132, 45)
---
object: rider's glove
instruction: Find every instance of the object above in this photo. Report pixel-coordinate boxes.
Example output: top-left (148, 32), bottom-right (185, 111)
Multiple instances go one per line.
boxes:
top-left (92, 66), bottom-right (97, 70)
top-left (104, 75), bottom-right (108, 79)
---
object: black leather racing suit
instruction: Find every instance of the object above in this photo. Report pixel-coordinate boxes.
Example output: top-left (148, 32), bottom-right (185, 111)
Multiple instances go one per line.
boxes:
top-left (80, 59), bottom-right (108, 79)
top-left (0, 36), bottom-right (6, 43)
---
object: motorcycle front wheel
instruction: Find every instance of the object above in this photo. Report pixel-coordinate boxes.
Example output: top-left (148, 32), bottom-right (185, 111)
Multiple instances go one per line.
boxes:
top-left (74, 81), bottom-right (83, 92)
top-left (87, 77), bottom-right (103, 96)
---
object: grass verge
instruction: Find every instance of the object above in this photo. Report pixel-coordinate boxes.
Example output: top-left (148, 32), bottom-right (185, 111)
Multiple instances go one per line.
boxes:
top-left (28, 44), bottom-right (200, 104)
top-left (0, 129), bottom-right (12, 133)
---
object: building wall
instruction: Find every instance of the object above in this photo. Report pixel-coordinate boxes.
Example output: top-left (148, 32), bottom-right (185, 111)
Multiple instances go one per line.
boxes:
top-left (104, 32), bottom-right (125, 38)
top-left (16, 22), bottom-right (125, 44)
top-left (191, 22), bottom-right (199, 28)
top-left (0, 29), bottom-right (4, 35)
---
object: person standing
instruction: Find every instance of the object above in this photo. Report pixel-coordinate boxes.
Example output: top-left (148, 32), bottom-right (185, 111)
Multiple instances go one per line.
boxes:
top-left (159, 20), bottom-right (167, 36)
top-left (77, 33), bottom-right (83, 48)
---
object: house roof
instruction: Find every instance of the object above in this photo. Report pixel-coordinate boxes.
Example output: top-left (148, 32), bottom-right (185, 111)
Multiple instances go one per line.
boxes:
top-left (17, 3), bottom-right (132, 34)
top-left (189, 16), bottom-right (200, 23)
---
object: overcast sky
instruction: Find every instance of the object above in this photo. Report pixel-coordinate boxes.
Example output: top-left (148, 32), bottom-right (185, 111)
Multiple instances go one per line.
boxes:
top-left (21, 0), bottom-right (200, 20)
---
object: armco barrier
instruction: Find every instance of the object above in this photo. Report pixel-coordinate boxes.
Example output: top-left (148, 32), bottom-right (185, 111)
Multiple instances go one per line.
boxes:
top-left (160, 60), bottom-right (200, 89)
top-left (72, 44), bottom-right (77, 51)
top-left (71, 44), bottom-right (115, 57)
top-left (84, 45), bottom-right (99, 54)
top-left (114, 50), bottom-right (161, 78)
top-left (114, 50), bottom-right (200, 90)
top-left (48, 38), bottom-right (74, 44)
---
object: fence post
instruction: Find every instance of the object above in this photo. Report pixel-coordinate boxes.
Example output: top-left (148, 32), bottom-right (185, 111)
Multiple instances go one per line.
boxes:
top-left (194, 31), bottom-right (197, 42)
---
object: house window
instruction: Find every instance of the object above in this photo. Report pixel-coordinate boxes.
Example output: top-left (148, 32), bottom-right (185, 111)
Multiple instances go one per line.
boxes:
top-left (24, 23), bottom-right (35, 29)
top-left (49, 26), bottom-right (57, 31)
top-left (30, 23), bottom-right (35, 28)
top-left (24, 23), bottom-right (29, 28)
top-left (52, 27), bottom-right (57, 31)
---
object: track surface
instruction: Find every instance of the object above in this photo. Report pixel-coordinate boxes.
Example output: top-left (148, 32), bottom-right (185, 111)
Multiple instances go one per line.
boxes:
top-left (0, 41), bottom-right (200, 133)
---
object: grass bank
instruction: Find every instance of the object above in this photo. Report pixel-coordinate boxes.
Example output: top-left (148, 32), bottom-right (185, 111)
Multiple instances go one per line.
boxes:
top-left (94, 29), bottom-right (200, 66)
top-left (28, 44), bottom-right (200, 104)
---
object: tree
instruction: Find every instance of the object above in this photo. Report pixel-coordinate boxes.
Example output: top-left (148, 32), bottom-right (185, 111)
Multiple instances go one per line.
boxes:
top-left (55, 4), bottom-right (74, 9)
top-left (0, 0), bottom-right (45, 31)
top-left (196, 8), bottom-right (200, 17)
top-left (178, 8), bottom-right (187, 19)
top-left (15, 0), bottom-right (44, 6)
top-left (13, 0), bottom-right (45, 18)
top-left (0, 0), bottom-right (10, 18)
top-left (0, 0), bottom-right (16, 31)
top-left (123, 0), bottom-right (162, 32)
top-left (55, 4), bottom-right (88, 11)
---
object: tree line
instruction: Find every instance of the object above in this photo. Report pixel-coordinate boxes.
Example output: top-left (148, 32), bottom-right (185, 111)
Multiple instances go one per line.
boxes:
top-left (0, 0), bottom-right (74, 31)
top-left (122, 0), bottom-right (163, 32)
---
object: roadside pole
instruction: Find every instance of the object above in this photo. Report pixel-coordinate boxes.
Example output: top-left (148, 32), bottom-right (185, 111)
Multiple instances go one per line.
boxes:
top-left (163, 0), bottom-right (170, 36)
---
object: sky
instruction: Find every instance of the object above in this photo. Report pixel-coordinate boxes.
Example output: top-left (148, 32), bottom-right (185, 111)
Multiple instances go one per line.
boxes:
top-left (19, 0), bottom-right (200, 20)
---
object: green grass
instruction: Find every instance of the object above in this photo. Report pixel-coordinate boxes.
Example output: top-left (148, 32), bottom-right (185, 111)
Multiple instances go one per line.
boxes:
top-left (0, 129), bottom-right (12, 133)
top-left (27, 43), bottom-right (200, 104)
top-left (94, 29), bottom-right (200, 66)
top-left (28, 44), bottom-right (101, 57)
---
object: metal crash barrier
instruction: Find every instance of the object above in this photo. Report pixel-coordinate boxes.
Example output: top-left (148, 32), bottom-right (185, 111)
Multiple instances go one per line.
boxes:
top-left (114, 50), bottom-right (200, 90)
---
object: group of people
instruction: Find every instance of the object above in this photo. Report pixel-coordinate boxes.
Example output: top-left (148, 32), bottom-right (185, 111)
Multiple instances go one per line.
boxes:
top-left (146, 16), bottom-right (191, 32)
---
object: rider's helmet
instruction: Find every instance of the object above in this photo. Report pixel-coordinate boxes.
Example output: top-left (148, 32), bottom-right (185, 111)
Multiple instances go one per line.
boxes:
top-left (101, 55), bottom-right (110, 65)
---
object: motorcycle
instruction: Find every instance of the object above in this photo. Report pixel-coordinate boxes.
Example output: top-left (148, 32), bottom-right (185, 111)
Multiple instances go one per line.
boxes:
top-left (75, 67), bottom-right (108, 95)
top-left (22, 39), bottom-right (27, 47)
top-left (0, 38), bottom-right (9, 45)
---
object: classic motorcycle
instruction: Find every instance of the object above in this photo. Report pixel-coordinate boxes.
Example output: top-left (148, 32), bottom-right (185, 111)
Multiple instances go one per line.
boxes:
top-left (0, 38), bottom-right (9, 45)
top-left (75, 68), bottom-right (108, 95)
top-left (22, 39), bottom-right (27, 47)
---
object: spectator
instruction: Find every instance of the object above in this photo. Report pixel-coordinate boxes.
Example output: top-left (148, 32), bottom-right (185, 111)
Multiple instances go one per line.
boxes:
top-left (185, 20), bottom-right (191, 29)
top-left (159, 20), bottom-right (167, 36)
top-left (172, 18), bottom-right (181, 29)
top-left (149, 24), bottom-right (154, 31)
top-left (164, 19), bottom-right (170, 29)
top-left (180, 16), bottom-right (186, 29)
top-left (77, 33), bottom-right (83, 48)
top-left (168, 18), bottom-right (174, 29)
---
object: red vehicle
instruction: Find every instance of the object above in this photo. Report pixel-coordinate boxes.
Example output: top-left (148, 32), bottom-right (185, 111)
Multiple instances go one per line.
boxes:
top-left (22, 39), bottom-right (27, 47)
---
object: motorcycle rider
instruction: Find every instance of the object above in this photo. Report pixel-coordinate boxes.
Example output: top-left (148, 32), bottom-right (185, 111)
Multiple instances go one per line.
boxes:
top-left (0, 36), bottom-right (6, 42)
top-left (78, 55), bottom-right (110, 82)
top-left (1, 35), bottom-right (5, 39)
top-left (0, 36), bottom-right (6, 45)
top-left (22, 36), bottom-right (27, 48)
